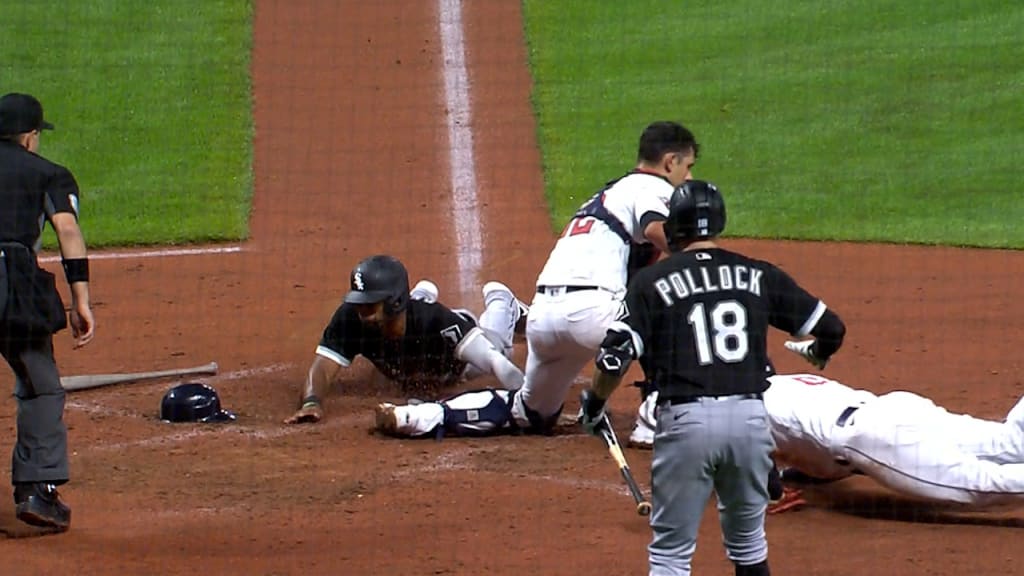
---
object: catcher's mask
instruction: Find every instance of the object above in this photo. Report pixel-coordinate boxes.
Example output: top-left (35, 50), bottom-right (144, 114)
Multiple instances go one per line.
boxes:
top-left (664, 179), bottom-right (727, 248)
top-left (343, 254), bottom-right (411, 316)
top-left (160, 382), bottom-right (236, 423)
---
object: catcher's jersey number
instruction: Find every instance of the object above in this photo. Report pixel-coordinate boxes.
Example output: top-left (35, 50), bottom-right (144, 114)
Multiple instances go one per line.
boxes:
top-left (687, 300), bottom-right (749, 365)
top-left (565, 216), bottom-right (596, 237)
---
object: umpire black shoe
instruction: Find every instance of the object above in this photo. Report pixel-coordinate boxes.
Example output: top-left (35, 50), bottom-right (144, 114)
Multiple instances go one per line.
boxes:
top-left (14, 483), bottom-right (71, 530)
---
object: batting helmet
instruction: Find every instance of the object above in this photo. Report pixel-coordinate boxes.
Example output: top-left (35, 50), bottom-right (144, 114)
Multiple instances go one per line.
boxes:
top-left (343, 254), bottom-right (411, 315)
top-left (664, 180), bottom-right (726, 247)
top-left (160, 382), bottom-right (236, 423)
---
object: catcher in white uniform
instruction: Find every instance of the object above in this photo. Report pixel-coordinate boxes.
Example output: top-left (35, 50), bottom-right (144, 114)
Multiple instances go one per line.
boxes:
top-left (510, 121), bottom-right (699, 436)
top-left (762, 372), bottom-right (1024, 510)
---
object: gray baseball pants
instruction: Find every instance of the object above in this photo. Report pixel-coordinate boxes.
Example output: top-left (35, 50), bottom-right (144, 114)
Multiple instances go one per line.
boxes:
top-left (1, 336), bottom-right (69, 485)
top-left (648, 395), bottom-right (773, 576)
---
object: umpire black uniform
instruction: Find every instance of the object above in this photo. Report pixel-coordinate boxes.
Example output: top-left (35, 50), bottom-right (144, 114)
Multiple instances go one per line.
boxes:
top-left (0, 92), bottom-right (95, 531)
top-left (582, 180), bottom-right (845, 576)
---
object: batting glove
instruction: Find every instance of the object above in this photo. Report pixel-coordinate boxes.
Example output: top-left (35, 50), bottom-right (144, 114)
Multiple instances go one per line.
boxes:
top-left (784, 340), bottom-right (828, 370)
top-left (578, 389), bottom-right (609, 437)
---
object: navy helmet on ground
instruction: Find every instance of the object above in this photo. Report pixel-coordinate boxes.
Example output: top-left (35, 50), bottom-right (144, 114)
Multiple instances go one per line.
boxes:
top-left (343, 254), bottom-right (411, 315)
top-left (160, 382), bottom-right (236, 423)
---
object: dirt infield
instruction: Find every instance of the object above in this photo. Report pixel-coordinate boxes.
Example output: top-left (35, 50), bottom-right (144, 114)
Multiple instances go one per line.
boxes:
top-left (2, 1), bottom-right (1023, 574)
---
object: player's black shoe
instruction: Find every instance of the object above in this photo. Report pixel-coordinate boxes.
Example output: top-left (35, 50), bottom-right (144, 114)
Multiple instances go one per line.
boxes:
top-left (14, 482), bottom-right (71, 530)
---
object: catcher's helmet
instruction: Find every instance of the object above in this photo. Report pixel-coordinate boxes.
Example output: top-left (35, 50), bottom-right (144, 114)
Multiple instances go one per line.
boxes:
top-left (160, 382), bottom-right (236, 423)
top-left (664, 180), bottom-right (726, 247)
top-left (343, 254), bottom-right (411, 315)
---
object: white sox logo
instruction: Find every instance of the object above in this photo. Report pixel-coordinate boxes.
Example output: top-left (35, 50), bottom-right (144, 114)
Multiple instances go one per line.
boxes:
top-left (440, 324), bottom-right (463, 347)
top-left (353, 272), bottom-right (365, 290)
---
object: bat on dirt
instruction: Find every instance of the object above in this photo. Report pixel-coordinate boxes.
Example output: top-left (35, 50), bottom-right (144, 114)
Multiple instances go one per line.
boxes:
top-left (60, 361), bottom-right (219, 392)
top-left (598, 413), bottom-right (652, 516)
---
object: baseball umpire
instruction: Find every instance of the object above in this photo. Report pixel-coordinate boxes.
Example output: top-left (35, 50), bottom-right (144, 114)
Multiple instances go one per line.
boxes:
top-left (580, 180), bottom-right (845, 576)
top-left (285, 254), bottom-right (527, 424)
top-left (0, 93), bottom-right (95, 531)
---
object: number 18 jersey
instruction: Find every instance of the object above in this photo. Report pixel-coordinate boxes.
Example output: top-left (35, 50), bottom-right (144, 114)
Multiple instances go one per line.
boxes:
top-left (623, 248), bottom-right (828, 397)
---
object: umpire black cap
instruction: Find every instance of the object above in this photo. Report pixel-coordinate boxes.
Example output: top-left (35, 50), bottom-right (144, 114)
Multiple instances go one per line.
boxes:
top-left (0, 93), bottom-right (55, 135)
top-left (160, 382), bottom-right (236, 423)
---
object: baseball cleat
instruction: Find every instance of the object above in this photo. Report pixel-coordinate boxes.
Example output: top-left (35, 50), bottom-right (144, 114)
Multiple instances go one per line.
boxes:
top-left (482, 281), bottom-right (514, 303)
top-left (374, 403), bottom-right (399, 434)
top-left (14, 483), bottom-right (71, 531)
top-left (627, 424), bottom-right (654, 450)
top-left (410, 280), bottom-right (439, 304)
top-left (768, 487), bottom-right (807, 514)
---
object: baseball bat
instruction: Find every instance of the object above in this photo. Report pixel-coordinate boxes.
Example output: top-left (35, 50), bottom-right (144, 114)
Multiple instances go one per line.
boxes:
top-left (60, 361), bottom-right (219, 392)
top-left (598, 414), bottom-right (652, 516)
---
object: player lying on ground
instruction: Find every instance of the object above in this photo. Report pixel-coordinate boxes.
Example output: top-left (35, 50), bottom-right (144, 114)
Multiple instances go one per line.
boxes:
top-left (767, 372), bottom-right (1024, 510)
top-left (284, 254), bottom-right (528, 424)
top-left (634, 372), bottom-right (1024, 510)
top-left (372, 385), bottom-right (793, 507)
top-left (372, 368), bottom-right (1024, 510)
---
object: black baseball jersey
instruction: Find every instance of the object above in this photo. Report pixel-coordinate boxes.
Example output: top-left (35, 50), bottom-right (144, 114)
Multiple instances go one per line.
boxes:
top-left (315, 299), bottom-right (477, 388)
top-left (622, 247), bottom-right (826, 398)
top-left (0, 140), bottom-right (80, 250)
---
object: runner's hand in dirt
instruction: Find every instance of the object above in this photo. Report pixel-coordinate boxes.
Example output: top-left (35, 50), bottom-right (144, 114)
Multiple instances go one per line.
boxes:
top-left (284, 402), bottom-right (323, 425)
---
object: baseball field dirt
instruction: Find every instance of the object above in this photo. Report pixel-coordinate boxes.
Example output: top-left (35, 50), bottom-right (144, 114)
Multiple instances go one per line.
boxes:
top-left (2, 1), bottom-right (1022, 574)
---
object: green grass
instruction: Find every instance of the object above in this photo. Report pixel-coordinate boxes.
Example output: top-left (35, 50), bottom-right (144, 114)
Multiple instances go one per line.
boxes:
top-left (1, 1), bottom-right (253, 248)
top-left (522, 0), bottom-right (1024, 248)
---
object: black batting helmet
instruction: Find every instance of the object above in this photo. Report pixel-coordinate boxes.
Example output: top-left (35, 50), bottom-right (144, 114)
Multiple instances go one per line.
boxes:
top-left (664, 180), bottom-right (726, 247)
top-left (343, 255), bottom-right (411, 315)
top-left (160, 382), bottom-right (236, 423)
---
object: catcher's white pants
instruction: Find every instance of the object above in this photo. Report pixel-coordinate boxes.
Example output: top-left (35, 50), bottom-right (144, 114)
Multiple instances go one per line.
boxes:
top-left (834, 391), bottom-right (1024, 508)
top-left (511, 287), bottom-right (621, 426)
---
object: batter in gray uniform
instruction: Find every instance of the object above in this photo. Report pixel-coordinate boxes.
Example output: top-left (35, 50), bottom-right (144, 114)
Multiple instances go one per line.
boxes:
top-left (580, 180), bottom-right (846, 576)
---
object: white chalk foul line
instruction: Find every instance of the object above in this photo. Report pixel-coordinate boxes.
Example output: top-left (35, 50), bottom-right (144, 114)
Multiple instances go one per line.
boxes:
top-left (39, 245), bottom-right (243, 263)
top-left (82, 411), bottom-right (363, 454)
top-left (207, 362), bottom-right (295, 383)
top-left (388, 444), bottom-right (637, 498)
top-left (439, 0), bottom-right (483, 299)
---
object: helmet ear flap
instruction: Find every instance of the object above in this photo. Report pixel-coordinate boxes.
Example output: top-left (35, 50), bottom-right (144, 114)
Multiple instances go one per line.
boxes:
top-left (389, 291), bottom-right (410, 315)
top-left (665, 180), bottom-right (726, 247)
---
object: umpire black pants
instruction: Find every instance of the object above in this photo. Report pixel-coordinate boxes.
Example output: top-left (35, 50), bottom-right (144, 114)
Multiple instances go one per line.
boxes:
top-left (0, 335), bottom-right (69, 486)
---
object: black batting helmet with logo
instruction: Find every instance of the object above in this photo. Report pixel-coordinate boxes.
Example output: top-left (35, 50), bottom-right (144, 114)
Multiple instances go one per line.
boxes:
top-left (664, 180), bottom-right (727, 247)
top-left (343, 254), bottom-right (411, 315)
top-left (160, 382), bottom-right (236, 423)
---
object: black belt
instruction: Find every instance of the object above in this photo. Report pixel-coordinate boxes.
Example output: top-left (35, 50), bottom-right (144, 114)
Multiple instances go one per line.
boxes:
top-left (836, 406), bottom-right (860, 427)
top-left (536, 285), bottom-right (600, 294)
top-left (661, 392), bottom-right (763, 406)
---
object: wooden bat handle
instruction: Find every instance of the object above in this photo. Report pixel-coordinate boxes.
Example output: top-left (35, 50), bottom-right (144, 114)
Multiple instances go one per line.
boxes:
top-left (61, 361), bottom-right (219, 392)
top-left (600, 415), bottom-right (652, 517)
